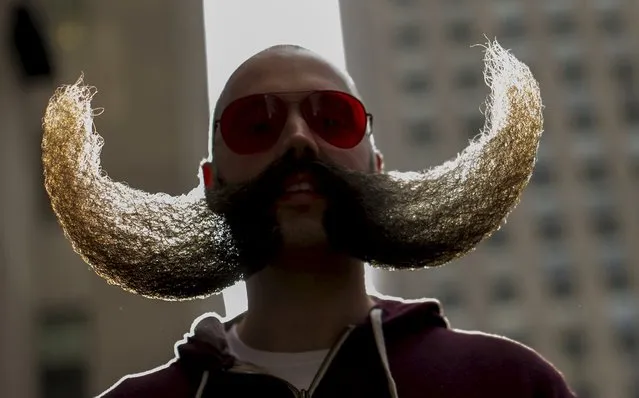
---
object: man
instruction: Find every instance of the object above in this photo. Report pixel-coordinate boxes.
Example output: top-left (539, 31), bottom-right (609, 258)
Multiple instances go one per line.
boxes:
top-left (42, 43), bottom-right (576, 397)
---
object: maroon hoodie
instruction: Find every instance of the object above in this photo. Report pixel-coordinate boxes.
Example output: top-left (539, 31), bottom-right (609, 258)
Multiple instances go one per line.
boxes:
top-left (99, 297), bottom-right (577, 398)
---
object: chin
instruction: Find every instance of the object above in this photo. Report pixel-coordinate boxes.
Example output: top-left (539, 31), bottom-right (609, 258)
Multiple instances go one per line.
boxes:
top-left (279, 217), bottom-right (328, 249)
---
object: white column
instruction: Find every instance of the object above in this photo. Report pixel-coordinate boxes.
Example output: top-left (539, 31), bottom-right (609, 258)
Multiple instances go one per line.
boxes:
top-left (172, 0), bottom-right (227, 320)
top-left (202, 0), bottom-right (366, 319)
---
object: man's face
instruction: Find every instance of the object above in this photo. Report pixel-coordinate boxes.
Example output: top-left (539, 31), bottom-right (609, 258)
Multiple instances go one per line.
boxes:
top-left (206, 51), bottom-right (379, 251)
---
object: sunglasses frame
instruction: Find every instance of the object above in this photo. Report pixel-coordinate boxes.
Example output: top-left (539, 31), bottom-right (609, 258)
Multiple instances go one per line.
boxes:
top-left (213, 90), bottom-right (374, 154)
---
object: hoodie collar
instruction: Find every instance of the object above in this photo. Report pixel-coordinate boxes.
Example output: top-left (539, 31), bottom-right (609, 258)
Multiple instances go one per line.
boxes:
top-left (177, 296), bottom-right (447, 372)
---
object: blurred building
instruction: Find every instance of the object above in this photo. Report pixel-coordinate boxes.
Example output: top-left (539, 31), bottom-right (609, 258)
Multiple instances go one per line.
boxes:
top-left (340, 1), bottom-right (639, 397)
top-left (2, 0), bottom-right (638, 398)
top-left (1, 1), bottom-right (224, 397)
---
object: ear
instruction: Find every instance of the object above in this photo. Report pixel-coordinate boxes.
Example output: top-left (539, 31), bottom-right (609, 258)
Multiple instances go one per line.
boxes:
top-left (375, 151), bottom-right (384, 173)
top-left (201, 161), bottom-right (215, 189)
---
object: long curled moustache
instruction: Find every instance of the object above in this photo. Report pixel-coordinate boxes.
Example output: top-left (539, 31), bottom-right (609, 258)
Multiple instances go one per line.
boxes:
top-left (42, 41), bottom-right (543, 300)
top-left (331, 43), bottom-right (544, 269)
top-left (41, 88), bottom-right (243, 300)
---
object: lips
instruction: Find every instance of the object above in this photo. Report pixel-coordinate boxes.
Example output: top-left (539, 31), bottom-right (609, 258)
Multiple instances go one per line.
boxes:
top-left (286, 181), bottom-right (314, 193)
top-left (283, 172), bottom-right (318, 193)
top-left (280, 173), bottom-right (322, 202)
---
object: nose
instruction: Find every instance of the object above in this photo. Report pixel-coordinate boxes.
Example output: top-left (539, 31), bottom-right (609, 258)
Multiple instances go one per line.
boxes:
top-left (276, 109), bottom-right (320, 159)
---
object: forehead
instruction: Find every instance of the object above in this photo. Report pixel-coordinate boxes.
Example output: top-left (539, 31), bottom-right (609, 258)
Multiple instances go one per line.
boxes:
top-left (221, 52), bottom-right (353, 107)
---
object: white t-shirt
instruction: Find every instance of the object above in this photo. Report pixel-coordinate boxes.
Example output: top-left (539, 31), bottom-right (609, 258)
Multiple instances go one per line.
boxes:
top-left (226, 324), bottom-right (329, 391)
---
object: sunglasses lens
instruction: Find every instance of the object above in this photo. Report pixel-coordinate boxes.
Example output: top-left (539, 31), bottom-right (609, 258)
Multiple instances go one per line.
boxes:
top-left (301, 91), bottom-right (367, 149)
top-left (219, 94), bottom-right (286, 155)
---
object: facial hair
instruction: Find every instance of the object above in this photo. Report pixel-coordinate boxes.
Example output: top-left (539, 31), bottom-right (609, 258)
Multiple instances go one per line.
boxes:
top-left (41, 41), bottom-right (543, 300)
top-left (203, 151), bottom-right (381, 276)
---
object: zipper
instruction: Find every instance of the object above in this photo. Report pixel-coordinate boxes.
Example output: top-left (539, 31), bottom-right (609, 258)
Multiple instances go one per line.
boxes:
top-left (227, 325), bottom-right (356, 398)
top-left (285, 379), bottom-right (307, 398)
top-left (306, 325), bottom-right (356, 396)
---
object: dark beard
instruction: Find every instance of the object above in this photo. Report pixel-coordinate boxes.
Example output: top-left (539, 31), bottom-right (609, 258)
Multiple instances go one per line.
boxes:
top-left (204, 150), bottom-right (473, 276)
top-left (204, 150), bottom-right (370, 275)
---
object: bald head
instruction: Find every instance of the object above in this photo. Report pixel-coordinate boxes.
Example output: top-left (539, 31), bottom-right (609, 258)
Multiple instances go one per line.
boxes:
top-left (206, 44), bottom-right (381, 182)
top-left (213, 45), bottom-right (360, 121)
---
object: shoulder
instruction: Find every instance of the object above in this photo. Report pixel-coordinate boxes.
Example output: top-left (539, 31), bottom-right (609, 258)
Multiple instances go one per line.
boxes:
top-left (97, 360), bottom-right (198, 398)
top-left (441, 329), bottom-right (548, 364)
top-left (392, 327), bottom-right (576, 396)
top-left (435, 329), bottom-right (575, 395)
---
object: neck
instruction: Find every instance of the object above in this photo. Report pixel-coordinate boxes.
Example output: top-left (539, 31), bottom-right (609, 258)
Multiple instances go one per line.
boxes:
top-left (237, 252), bottom-right (375, 353)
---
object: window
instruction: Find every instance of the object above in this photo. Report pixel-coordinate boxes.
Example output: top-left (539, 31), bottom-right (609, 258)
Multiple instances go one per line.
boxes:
top-left (447, 19), bottom-right (473, 44)
top-left (546, 263), bottom-right (575, 299)
top-left (530, 160), bottom-right (554, 186)
top-left (613, 318), bottom-right (638, 358)
top-left (561, 59), bottom-right (586, 86)
top-left (598, 10), bottom-right (623, 36)
top-left (560, 328), bottom-right (587, 360)
top-left (436, 280), bottom-right (464, 309)
top-left (609, 295), bottom-right (638, 361)
top-left (40, 366), bottom-right (87, 398)
top-left (455, 66), bottom-right (481, 90)
top-left (549, 13), bottom-right (577, 36)
top-left (570, 104), bottom-right (597, 131)
top-left (612, 58), bottom-right (634, 87)
top-left (602, 255), bottom-right (630, 292)
top-left (574, 380), bottom-right (594, 398)
top-left (591, 208), bottom-right (620, 239)
top-left (38, 309), bottom-right (89, 398)
top-left (580, 158), bottom-right (608, 185)
top-left (394, 24), bottom-right (422, 49)
top-left (401, 71), bottom-right (430, 94)
top-left (407, 119), bottom-right (435, 144)
top-left (537, 214), bottom-right (565, 241)
top-left (612, 57), bottom-right (636, 102)
top-left (500, 17), bottom-right (526, 39)
top-left (491, 275), bottom-right (518, 303)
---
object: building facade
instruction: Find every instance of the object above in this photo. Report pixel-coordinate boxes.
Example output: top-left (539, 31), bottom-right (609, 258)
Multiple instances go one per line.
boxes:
top-left (2, 1), bottom-right (638, 397)
top-left (0, 1), bottom-right (224, 397)
top-left (340, 1), bottom-right (639, 397)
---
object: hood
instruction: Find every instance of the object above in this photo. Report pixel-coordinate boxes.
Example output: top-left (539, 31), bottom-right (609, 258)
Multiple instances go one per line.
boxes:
top-left (176, 296), bottom-right (448, 372)
top-left (177, 312), bottom-right (237, 373)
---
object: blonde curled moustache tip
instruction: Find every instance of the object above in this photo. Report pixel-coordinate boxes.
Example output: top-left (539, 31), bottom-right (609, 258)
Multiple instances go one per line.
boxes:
top-left (41, 40), bottom-right (543, 300)
top-left (42, 76), bottom-right (242, 300)
top-left (366, 40), bottom-right (544, 269)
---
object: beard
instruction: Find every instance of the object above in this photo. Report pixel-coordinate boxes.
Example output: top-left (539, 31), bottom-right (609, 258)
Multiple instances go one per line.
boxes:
top-left (202, 151), bottom-right (399, 276)
top-left (41, 41), bottom-right (543, 300)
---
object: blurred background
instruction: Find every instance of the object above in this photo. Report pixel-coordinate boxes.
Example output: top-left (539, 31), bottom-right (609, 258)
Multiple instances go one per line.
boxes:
top-left (1, 0), bottom-right (637, 397)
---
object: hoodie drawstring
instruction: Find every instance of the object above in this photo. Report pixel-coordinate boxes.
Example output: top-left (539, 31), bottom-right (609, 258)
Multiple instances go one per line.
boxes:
top-left (194, 310), bottom-right (397, 398)
top-left (371, 308), bottom-right (399, 398)
top-left (195, 370), bottom-right (209, 398)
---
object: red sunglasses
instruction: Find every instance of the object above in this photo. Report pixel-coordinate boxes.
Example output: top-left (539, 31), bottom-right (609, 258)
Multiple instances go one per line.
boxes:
top-left (214, 90), bottom-right (373, 155)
